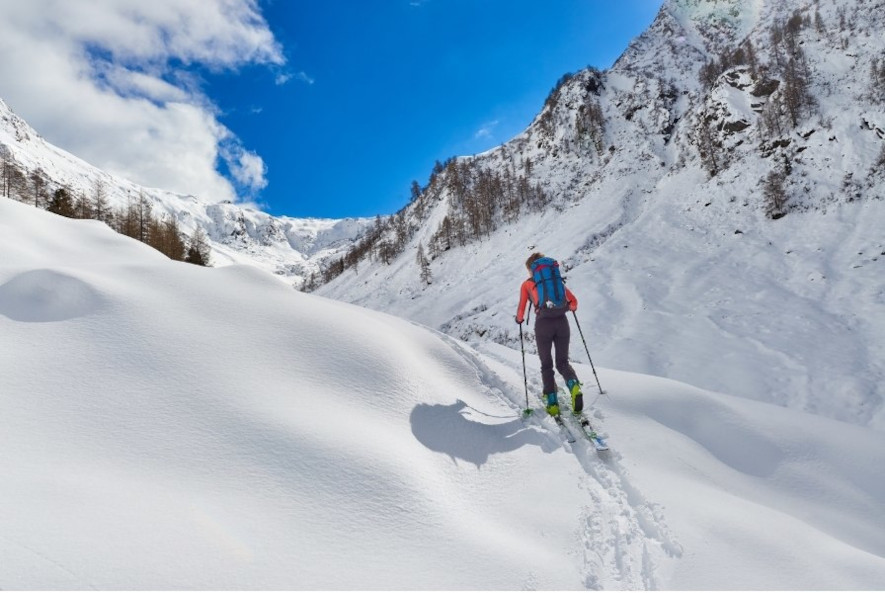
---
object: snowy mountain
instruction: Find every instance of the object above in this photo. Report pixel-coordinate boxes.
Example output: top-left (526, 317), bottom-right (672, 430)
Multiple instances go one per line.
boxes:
top-left (3, 0), bottom-right (885, 586)
top-left (0, 97), bottom-right (375, 286)
top-left (316, 0), bottom-right (885, 432)
top-left (3, 190), bottom-right (885, 589)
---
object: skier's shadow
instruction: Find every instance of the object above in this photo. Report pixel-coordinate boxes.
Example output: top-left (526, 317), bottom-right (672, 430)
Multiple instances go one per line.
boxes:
top-left (410, 400), bottom-right (553, 467)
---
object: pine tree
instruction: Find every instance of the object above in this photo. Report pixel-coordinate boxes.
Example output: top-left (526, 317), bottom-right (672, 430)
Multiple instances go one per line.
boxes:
top-left (47, 188), bottom-right (75, 218)
top-left (185, 226), bottom-right (211, 266)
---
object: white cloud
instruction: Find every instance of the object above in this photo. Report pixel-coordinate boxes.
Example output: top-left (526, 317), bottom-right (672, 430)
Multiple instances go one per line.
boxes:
top-left (274, 72), bottom-right (294, 85)
top-left (295, 71), bottom-right (316, 85)
top-left (224, 142), bottom-right (269, 193)
top-left (474, 120), bottom-right (500, 140)
top-left (0, 0), bottom-right (284, 202)
top-left (272, 69), bottom-right (314, 86)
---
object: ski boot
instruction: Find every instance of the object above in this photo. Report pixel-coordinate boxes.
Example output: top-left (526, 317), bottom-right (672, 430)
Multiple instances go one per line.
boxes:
top-left (568, 379), bottom-right (584, 414)
top-left (544, 392), bottom-right (560, 416)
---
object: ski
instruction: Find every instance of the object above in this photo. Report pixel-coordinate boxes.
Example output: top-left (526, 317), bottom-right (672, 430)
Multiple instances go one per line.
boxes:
top-left (574, 414), bottom-right (610, 452)
top-left (557, 387), bottom-right (610, 452)
top-left (529, 394), bottom-right (577, 443)
top-left (553, 414), bottom-right (577, 443)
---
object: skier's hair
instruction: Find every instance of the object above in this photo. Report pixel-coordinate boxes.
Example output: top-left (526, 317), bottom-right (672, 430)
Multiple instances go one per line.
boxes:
top-left (525, 252), bottom-right (545, 270)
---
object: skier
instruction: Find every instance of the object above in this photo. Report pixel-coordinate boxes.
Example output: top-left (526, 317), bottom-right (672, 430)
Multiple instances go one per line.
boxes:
top-left (515, 252), bottom-right (583, 416)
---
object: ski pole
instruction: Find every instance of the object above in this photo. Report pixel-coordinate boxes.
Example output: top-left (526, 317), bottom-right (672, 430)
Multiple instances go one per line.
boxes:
top-left (571, 311), bottom-right (604, 395)
top-left (519, 310), bottom-right (531, 415)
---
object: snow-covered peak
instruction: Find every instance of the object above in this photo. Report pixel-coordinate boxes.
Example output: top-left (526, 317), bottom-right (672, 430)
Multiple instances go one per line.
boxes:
top-left (611, 0), bottom-right (763, 83)
top-left (2, 0), bottom-right (885, 586)
top-left (668, 0), bottom-right (763, 47)
top-left (316, 0), bottom-right (885, 432)
top-left (0, 97), bottom-right (375, 287)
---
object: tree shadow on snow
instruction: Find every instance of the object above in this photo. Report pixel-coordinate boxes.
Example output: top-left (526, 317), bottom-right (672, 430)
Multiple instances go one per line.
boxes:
top-left (410, 400), bottom-right (553, 467)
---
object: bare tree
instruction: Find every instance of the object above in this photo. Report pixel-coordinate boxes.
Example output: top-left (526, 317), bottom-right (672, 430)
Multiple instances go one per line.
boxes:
top-left (29, 167), bottom-right (47, 207)
top-left (576, 95), bottom-right (605, 156)
top-left (781, 50), bottom-right (814, 127)
top-left (116, 194), bottom-right (139, 239)
top-left (869, 58), bottom-right (885, 104)
top-left (416, 242), bottom-right (432, 286)
top-left (92, 178), bottom-right (111, 222)
top-left (135, 191), bottom-right (153, 244)
top-left (872, 144), bottom-right (885, 177)
top-left (151, 214), bottom-right (186, 261)
top-left (695, 115), bottom-right (724, 177)
top-left (0, 146), bottom-right (16, 198)
top-left (763, 167), bottom-right (789, 219)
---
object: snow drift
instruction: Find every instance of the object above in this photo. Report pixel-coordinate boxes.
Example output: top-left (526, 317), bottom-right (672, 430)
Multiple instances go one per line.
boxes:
top-left (2, 197), bottom-right (885, 589)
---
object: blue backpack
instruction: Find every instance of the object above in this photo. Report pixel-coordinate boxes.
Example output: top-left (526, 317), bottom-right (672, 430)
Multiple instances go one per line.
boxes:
top-left (530, 257), bottom-right (568, 317)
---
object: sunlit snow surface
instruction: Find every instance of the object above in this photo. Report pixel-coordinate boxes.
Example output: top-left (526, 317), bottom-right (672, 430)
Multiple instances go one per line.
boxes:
top-left (2, 197), bottom-right (884, 589)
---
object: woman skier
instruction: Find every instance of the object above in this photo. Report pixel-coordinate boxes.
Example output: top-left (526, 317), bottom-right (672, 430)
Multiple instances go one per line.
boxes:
top-left (515, 252), bottom-right (583, 416)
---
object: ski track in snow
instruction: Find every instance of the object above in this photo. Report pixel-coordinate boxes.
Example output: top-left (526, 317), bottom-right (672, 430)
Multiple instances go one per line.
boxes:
top-left (444, 337), bottom-right (683, 589)
top-left (0, 534), bottom-right (95, 591)
top-left (4, 196), bottom-right (885, 588)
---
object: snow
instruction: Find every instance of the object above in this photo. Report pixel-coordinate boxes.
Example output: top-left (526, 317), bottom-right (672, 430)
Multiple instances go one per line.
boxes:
top-left (317, 0), bottom-right (885, 435)
top-left (0, 97), bottom-right (375, 287)
top-left (2, 0), bottom-right (885, 587)
top-left (3, 196), bottom-right (885, 589)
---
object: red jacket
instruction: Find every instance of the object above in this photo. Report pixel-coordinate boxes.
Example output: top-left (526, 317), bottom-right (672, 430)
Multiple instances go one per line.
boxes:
top-left (516, 278), bottom-right (577, 323)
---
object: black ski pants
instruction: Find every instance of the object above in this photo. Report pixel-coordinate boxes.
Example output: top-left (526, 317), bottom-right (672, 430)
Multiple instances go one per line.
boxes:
top-left (535, 313), bottom-right (578, 395)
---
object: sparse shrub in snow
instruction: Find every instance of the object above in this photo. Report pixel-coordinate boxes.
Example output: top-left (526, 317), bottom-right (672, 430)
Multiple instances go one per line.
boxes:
top-left (762, 166), bottom-right (789, 219)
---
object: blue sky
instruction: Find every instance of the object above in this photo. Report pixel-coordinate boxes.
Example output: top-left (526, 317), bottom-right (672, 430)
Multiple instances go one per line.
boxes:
top-left (209, 0), bottom-right (664, 219)
top-left (0, 0), bottom-right (663, 221)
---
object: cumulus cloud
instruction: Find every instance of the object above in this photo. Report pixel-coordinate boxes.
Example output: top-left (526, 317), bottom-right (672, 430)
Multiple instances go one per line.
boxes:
top-left (0, 0), bottom-right (284, 202)
top-left (223, 142), bottom-right (269, 192)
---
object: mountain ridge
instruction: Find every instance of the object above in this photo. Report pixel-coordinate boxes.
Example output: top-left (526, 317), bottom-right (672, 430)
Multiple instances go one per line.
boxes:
top-left (0, 96), bottom-right (375, 286)
top-left (1, 0), bottom-right (882, 429)
top-left (315, 0), bottom-right (885, 430)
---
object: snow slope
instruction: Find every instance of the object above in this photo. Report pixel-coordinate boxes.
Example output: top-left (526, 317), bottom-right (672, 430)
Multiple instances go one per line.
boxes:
top-left (317, 0), bottom-right (885, 433)
top-left (0, 97), bottom-right (374, 286)
top-left (3, 197), bottom-right (885, 589)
